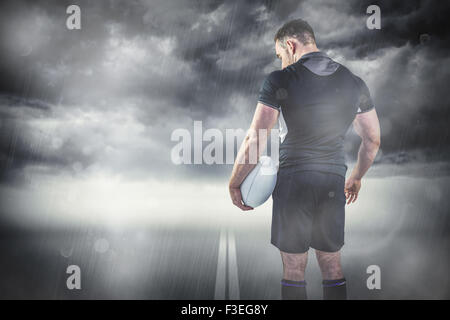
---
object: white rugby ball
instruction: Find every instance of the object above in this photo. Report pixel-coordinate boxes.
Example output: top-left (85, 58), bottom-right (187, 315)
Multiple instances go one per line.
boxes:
top-left (240, 156), bottom-right (278, 208)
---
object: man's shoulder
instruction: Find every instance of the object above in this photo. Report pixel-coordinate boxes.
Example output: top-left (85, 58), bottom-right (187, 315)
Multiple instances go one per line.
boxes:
top-left (337, 64), bottom-right (374, 112)
top-left (335, 63), bottom-right (367, 88)
top-left (265, 69), bottom-right (289, 83)
top-left (264, 65), bottom-right (299, 88)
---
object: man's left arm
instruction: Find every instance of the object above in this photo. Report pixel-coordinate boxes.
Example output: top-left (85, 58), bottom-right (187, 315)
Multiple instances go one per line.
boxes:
top-left (228, 103), bottom-right (279, 210)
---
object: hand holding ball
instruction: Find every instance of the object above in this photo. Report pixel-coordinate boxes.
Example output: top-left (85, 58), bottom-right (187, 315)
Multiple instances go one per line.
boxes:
top-left (240, 156), bottom-right (278, 208)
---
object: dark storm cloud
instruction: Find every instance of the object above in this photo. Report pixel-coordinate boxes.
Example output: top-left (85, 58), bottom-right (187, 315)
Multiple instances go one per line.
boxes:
top-left (0, 0), bottom-right (298, 113)
top-left (0, 96), bottom-right (98, 186)
top-left (314, 0), bottom-right (450, 58)
top-left (0, 0), bottom-right (449, 184)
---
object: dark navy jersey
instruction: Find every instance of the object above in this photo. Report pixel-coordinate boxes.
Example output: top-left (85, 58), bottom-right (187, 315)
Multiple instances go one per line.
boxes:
top-left (258, 51), bottom-right (375, 177)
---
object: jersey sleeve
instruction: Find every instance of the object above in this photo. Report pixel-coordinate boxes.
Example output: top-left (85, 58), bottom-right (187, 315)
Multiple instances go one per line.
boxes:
top-left (355, 77), bottom-right (375, 114)
top-left (257, 70), bottom-right (286, 111)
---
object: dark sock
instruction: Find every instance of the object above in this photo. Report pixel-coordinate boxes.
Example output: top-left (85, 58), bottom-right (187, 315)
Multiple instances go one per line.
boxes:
top-left (322, 278), bottom-right (347, 300)
top-left (281, 279), bottom-right (307, 300)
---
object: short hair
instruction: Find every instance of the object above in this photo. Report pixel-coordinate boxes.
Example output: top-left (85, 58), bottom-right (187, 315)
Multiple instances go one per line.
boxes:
top-left (274, 19), bottom-right (316, 47)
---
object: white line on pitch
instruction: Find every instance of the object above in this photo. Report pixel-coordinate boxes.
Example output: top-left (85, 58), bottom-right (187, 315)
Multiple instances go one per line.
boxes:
top-left (227, 230), bottom-right (240, 300)
top-left (214, 228), bottom-right (227, 300)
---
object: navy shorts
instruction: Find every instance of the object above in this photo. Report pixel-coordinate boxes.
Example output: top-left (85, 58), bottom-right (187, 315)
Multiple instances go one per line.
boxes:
top-left (271, 168), bottom-right (346, 253)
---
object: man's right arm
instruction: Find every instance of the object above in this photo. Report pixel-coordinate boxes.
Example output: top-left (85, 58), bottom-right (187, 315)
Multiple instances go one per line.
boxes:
top-left (351, 108), bottom-right (381, 180)
top-left (345, 108), bottom-right (381, 204)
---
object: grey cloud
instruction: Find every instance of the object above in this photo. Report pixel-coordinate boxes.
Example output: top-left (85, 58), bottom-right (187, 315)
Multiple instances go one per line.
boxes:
top-left (0, 0), bottom-right (449, 185)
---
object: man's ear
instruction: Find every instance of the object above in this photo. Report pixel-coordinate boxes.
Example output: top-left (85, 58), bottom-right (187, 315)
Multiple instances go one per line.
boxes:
top-left (285, 39), bottom-right (296, 55)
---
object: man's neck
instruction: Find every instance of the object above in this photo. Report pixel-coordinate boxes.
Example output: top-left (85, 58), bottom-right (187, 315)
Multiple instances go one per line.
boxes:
top-left (294, 45), bottom-right (320, 63)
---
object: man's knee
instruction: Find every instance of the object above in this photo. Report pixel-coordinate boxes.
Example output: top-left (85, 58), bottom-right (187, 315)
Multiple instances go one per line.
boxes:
top-left (280, 251), bottom-right (308, 280)
top-left (315, 249), bottom-right (343, 279)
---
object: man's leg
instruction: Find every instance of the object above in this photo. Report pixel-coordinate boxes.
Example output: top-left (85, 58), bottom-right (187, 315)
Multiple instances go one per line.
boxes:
top-left (315, 249), bottom-right (347, 300)
top-left (272, 170), bottom-right (318, 300)
top-left (279, 250), bottom-right (308, 300)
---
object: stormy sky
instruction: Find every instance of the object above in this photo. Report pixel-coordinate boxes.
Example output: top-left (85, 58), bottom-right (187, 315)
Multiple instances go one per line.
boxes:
top-left (0, 0), bottom-right (449, 226)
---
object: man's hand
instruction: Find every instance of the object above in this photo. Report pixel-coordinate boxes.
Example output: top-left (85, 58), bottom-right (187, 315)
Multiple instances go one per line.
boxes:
top-left (344, 177), bottom-right (361, 204)
top-left (229, 185), bottom-right (254, 211)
